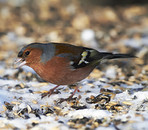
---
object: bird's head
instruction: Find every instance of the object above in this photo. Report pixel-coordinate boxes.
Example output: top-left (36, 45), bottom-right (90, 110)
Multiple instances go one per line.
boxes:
top-left (15, 43), bottom-right (44, 68)
top-left (15, 43), bottom-right (55, 68)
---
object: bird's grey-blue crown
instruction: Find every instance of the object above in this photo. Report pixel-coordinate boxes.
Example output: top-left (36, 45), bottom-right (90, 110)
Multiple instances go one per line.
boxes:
top-left (18, 43), bottom-right (55, 63)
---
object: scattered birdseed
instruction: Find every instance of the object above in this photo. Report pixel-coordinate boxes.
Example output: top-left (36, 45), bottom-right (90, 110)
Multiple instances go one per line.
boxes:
top-left (0, 1), bottom-right (148, 129)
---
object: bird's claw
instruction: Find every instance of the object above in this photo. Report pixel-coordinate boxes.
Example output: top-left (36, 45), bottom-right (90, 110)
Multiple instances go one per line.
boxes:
top-left (41, 91), bottom-right (52, 99)
top-left (41, 89), bottom-right (54, 99)
top-left (57, 95), bottom-right (77, 104)
top-left (41, 88), bottom-right (61, 99)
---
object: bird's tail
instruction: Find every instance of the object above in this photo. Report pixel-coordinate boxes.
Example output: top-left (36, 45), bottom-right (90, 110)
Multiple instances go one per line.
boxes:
top-left (100, 52), bottom-right (136, 60)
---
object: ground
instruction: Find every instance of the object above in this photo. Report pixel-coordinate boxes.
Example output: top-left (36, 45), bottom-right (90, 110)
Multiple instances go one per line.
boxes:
top-left (0, 0), bottom-right (148, 129)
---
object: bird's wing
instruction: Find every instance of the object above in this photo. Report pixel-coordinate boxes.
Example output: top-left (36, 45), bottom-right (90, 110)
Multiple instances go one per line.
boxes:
top-left (54, 43), bottom-right (100, 69)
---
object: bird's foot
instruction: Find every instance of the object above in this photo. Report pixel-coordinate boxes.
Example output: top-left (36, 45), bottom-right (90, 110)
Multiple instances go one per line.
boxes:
top-left (58, 95), bottom-right (77, 104)
top-left (58, 86), bottom-right (79, 103)
top-left (41, 91), bottom-right (52, 99)
top-left (41, 85), bottom-right (60, 99)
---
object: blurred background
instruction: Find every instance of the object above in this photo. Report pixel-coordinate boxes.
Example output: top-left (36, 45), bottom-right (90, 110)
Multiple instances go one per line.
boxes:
top-left (0, 1), bottom-right (147, 129)
top-left (0, 0), bottom-right (147, 80)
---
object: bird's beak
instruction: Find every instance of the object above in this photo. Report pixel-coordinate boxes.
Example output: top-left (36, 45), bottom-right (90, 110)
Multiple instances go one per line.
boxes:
top-left (14, 58), bottom-right (26, 68)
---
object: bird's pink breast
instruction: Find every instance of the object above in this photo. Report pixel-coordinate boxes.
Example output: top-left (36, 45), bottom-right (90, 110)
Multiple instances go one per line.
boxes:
top-left (30, 56), bottom-right (95, 85)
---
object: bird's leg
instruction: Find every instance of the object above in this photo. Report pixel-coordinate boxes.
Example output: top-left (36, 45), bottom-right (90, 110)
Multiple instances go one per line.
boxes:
top-left (41, 85), bottom-right (60, 99)
top-left (67, 86), bottom-right (79, 100)
top-left (58, 86), bottom-right (79, 103)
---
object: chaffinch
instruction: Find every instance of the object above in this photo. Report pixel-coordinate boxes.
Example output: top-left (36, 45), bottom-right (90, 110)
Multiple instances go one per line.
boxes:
top-left (16, 42), bottom-right (135, 100)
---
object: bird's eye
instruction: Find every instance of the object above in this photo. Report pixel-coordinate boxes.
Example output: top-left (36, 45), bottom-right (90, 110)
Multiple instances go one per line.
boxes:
top-left (25, 51), bottom-right (30, 56)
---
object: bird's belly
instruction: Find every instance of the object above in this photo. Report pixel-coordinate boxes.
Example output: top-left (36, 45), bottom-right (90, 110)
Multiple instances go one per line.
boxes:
top-left (39, 66), bottom-right (94, 85)
top-left (32, 62), bottom-right (94, 85)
